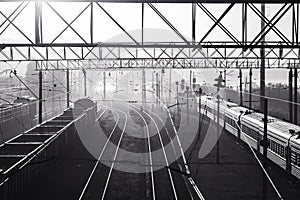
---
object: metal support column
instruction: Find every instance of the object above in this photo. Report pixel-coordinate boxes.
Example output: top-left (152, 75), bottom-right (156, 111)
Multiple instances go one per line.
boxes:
top-left (192, 3), bottom-right (196, 44)
top-left (83, 69), bottom-right (87, 97)
top-left (156, 73), bottom-right (159, 104)
top-left (260, 4), bottom-right (266, 113)
top-left (142, 3), bottom-right (144, 45)
top-left (66, 68), bottom-right (70, 108)
top-left (103, 71), bottom-right (106, 100)
top-left (161, 70), bottom-right (164, 102)
top-left (189, 70), bottom-right (192, 93)
top-left (216, 94), bottom-right (220, 164)
top-left (198, 87), bottom-right (202, 134)
top-left (289, 68), bottom-right (293, 123)
top-left (35, 1), bottom-right (42, 44)
top-left (142, 68), bottom-right (146, 106)
top-left (239, 68), bottom-right (243, 106)
top-left (38, 69), bottom-right (42, 124)
top-left (294, 67), bottom-right (298, 124)
top-left (176, 81), bottom-right (179, 116)
top-left (186, 86), bottom-right (189, 125)
top-left (169, 68), bottom-right (172, 103)
top-left (249, 68), bottom-right (253, 109)
top-left (262, 98), bottom-right (268, 200)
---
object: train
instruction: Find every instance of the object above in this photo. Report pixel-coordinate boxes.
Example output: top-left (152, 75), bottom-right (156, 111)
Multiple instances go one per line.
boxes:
top-left (0, 96), bottom-right (37, 144)
top-left (200, 95), bottom-right (300, 180)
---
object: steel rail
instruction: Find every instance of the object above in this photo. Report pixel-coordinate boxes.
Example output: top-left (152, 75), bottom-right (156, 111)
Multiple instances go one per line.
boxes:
top-left (124, 104), bottom-right (156, 200)
top-left (153, 95), bottom-right (206, 200)
top-left (100, 108), bottom-right (128, 200)
top-left (78, 106), bottom-right (117, 200)
top-left (150, 111), bottom-right (195, 199)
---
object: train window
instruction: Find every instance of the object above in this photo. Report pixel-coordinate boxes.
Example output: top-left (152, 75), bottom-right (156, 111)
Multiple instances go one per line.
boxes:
top-left (291, 151), bottom-right (296, 165)
top-left (279, 145), bottom-right (285, 157)
top-left (207, 107), bottom-right (212, 113)
top-left (241, 124), bottom-right (258, 140)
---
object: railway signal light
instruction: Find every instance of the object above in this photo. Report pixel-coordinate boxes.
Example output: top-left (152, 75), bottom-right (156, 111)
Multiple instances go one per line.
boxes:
top-left (214, 74), bottom-right (225, 91)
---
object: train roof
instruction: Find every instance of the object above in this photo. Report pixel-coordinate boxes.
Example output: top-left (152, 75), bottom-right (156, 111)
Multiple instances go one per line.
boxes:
top-left (270, 120), bottom-right (300, 133)
top-left (227, 106), bottom-right (249, 115)
top-left (0, 103), bottom-right (23, 111)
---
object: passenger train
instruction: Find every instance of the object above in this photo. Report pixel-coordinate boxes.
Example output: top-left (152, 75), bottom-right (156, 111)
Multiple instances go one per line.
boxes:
top-left (200, 95), bottom-right (300, 180)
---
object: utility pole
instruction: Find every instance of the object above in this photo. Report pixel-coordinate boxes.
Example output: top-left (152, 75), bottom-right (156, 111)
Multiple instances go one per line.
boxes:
top-left (262, 98), bottom-right (268, 200)
top-left (83, 69), bottom-right (87, 97)
top-left (52, 70), bottom-right (55, 112)
top-left (161, 69), bottom-right (164, 102)
top-left (262, 98), bottom-right (268, 158)
top-left (214, 74), bottom-right (225, 164)
top-left (196, 87), bottom-right (202, 135)
top-left (294, 67), bottom-right (298, 124)
top-left (169, 68), bottom-right (172, 103)
top-left (103, 71), bottom-right (106, 100)
top-left (152, 71), bottom-right (155, 100)
top-left (186, 86), bottom-right (189, 125)
top-left (156, 73), bottom-right (159, 104)
top-left (260, 3), bottom-right (266, 114)
top-left (142, 68), bottom-right (146, 106)
top-left (239, 68), bottom-right (243, 106)
top-left (216, 93), bottom-right (220, 164)
top-left (39, 69), bottom-right (42, 124)
top-left (289, 68), bottom-right (293, 123)
top-left (175, 81), bottom-right (179, 116)
top-left (115, 71), bottom-right (118, 93)
top-left (66, 68), bottom-right (70, 108)
top-left (189, 70), bottom-right (192, 92)
top-left (249, 68), bottom-right (253, 109)
top-left (224, 69), bottom-right (227, 88)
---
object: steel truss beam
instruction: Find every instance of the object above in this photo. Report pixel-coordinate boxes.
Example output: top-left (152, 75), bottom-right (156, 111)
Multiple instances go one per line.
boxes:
top-left (0, 1), bottom-right (295, 3)
top-left (0, 2), bottom-right (300, 70)
top-left (34, 58), bottom-right (300, 71)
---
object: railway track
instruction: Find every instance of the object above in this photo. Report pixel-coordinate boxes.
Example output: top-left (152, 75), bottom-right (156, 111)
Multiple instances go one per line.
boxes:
top-left (77, 94), bottom-right (204, 200)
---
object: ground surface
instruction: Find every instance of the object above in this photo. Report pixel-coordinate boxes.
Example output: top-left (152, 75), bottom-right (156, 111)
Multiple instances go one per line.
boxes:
top-left (11, 105), bottom-right (300, 200)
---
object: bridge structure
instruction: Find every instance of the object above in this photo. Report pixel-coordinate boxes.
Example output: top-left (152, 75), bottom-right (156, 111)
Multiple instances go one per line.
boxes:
top-left (0, 1), bottom-right (300, 200)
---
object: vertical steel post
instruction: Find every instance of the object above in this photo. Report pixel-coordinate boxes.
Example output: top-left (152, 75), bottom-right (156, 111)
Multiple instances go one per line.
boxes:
top-left (142, 3), bottom-right (144, 45)
top-left (260, 4), bottom-right (266, 113)
top-left (289, 68), bottom-right (293, 123)
top-left (142, 68), bottom-right (146, 106)
top-left (262, 98), bottom-right (268, 200)
top-left (189, 70), bottom-right (192, 92)
top-left (161, 70), bottom-right (164, 102)
top-left (198, 88), bottom-right (202, 134)
top-left (176, 81), bottom-right (179, 116)
top-left (169, 68), bottom-right (172, 103)
top-left (216, 94), bottom-right (220, 164)
top-left (263, 98), bottom-right (268, 157)
top-left (294, 68), bottom-right (298, 124)
top-left (90, 2), bottom-right (93, 44)
top-left (35, 1), bottom-right (41, 44)
top-left (38, 69), bottom-right (42, 124)
top-left (66, 68), bottom-right (70, 108)
top-left (192, 3), bottom-right (196, 44)
top-left (103, 71), bottom-right (106, 100)
top-left (156, 73), bottom-right (159, 104)
top-left (249, 68), bottom-right (253, 109)
top-left (186, 86), bottom-right (189, 125)
top-left (239, 68), bottom-right (243, 106)
top-left (83, 69), bottom-right (87, 97)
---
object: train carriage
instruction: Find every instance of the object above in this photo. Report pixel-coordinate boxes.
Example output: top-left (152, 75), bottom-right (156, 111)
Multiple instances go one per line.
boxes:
top-left (200, 94), bottom-right (300, 180)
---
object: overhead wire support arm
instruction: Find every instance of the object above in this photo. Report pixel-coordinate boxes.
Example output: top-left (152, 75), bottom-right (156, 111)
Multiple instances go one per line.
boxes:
top-left (11, 70), bottom-right (38, 99)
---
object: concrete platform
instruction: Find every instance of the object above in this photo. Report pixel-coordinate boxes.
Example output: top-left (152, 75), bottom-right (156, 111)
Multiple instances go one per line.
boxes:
top-left (186, 115), bottom-right (300, 200)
